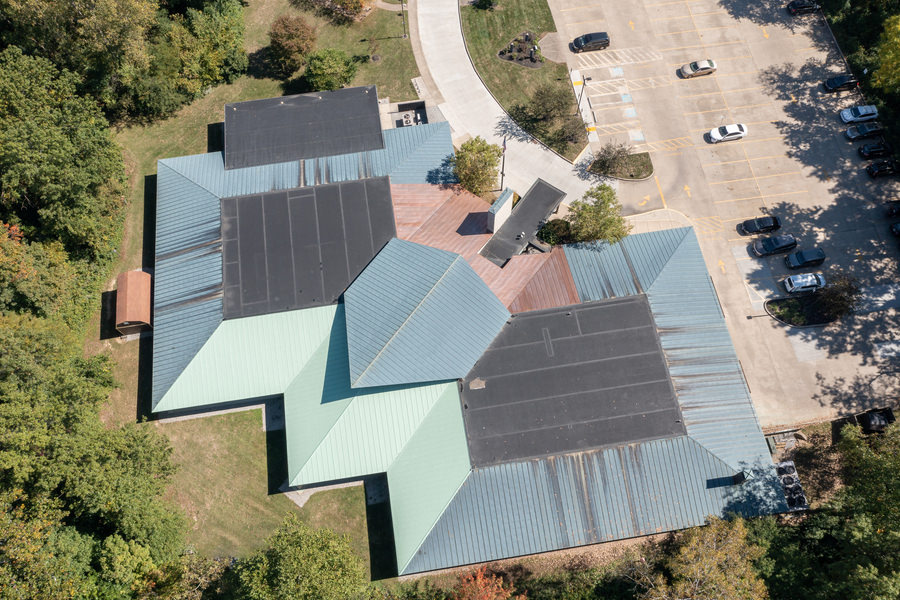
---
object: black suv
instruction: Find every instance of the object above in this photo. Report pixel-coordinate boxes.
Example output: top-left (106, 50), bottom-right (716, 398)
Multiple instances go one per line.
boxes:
top-left (858, 141), bottom-right (893, 159)
top-left (785, 248), bottom-right (826, 269)
top-left (752, 234), bottom-right (798, 257)
top-left (823, 74), bottom-right (859, 92)
top-left (573, 32), bottom-right (610, 53)
top-left (846, 122), bottom-right (886, 141)
top-left (867, 160), bottom-right (898, 178)
top-left (740, 216), bottom-right (781, 235)
top-left (787, 0), bottom-right (819, 14)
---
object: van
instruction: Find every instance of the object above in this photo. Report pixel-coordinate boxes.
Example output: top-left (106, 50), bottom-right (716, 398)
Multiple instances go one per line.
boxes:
top-left (783, 273), bottom-right (825, 294)
top-left (573, 32), bottom-right (610, 53)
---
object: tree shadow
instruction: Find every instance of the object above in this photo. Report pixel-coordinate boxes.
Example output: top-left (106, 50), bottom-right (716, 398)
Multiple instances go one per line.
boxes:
top-left (426, 155), bottom-right (457, 186)
top-left (494, 113), bottom-right (533, 143)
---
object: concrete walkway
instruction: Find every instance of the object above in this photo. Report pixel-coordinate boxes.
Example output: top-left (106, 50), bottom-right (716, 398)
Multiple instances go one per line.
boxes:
top-left (415, 0), bottom-right (596, 202)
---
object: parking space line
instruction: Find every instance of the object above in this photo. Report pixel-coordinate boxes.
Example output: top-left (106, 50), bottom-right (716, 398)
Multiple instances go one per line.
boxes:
top-left (709, 171), bottom-right (801, 184)
top-left (713, 190), bottom-right (808, 204)
top-left (659, 40), bottom-right (743, 52)
top-left (678, 86), bottom-right (761, 98)
top-left (713, 70), bottom-right (760, 77)
top-left (567, 18), bottom-right (607, 26)
top-left (658, 25), bottom-right (736, 35)
top-left (655, 176), bottom-right (667, 208)
top-left (703, 154), bottom-right (785, 166)
top-left (560, 4), bottom-right (597, 11)
top-left (683, 101), bottom-right (772, 115)
top-left (689, 120), bottom-right (775, 132)
top-left (668, 55), bottom-right (751, 67)
top-left (644, 0), bottom-right (688, 6)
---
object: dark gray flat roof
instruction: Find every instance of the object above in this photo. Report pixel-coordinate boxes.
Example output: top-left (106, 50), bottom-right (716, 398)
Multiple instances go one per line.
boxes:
top-left (224, 86), bottom-right (384, 170)
top-left (460, 296), bottom-right (684, 467)
top-left (479, 179), bottom-right (565, 266)
top-left (221, 177), bottom-right (396, 319)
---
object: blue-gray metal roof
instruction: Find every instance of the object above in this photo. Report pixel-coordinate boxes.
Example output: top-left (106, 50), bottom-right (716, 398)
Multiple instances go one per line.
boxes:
top-left (344, 238), bottom-right (510, 388)
top-left (404, 435), bottom-right (783, 574)
top-left (151, 162), bottom-right (225, 407)
top-left (488, 188), bottom-right (514, 215)
top-left (302, 122), bottom-right (457, 186)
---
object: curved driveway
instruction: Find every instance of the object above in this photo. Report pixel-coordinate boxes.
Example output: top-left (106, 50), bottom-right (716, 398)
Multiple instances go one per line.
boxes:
top-left (415, 0), bottom-right (595, 202)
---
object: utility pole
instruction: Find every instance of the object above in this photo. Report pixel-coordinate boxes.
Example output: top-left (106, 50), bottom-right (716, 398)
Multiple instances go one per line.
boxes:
top-left (576, 76), bottom-right (592, 116)
top-left (499, 136), bottom-right (507, 191)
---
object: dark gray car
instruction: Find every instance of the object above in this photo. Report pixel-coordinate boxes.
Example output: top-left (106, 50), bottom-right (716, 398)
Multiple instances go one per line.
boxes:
top-left (785, 247), bottom-right (825, 269)
top-left (752, 234), bottom-right (798, 256)
top-left (573, 32), bottom-right (610, 52)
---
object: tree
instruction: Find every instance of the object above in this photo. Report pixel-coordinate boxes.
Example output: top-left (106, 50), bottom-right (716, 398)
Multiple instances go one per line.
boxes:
top-left (303, 48), bottom-right (358, 91)
top-left (451, 136), bottom-right (503, 197)
top-left (98, 534), bottom-right (157, 592)
top-left (532, 83), bottom-right (571, 121)
top-left (816, 272), bottom-right (862, 320)
top-left (537, 219), bottom-right (572, 245)
top-left (634, 517), bottom-right (768, 600)
top-left (565, 184), bottom-right (632, 243)
top-left (873, 15), bottom-right (900, 93)
top-left (233, 513), bottom-right (366, 600)
top-left (452, 567), bottom-right (525, 600)
top-left (590, 142), bottom-right (632, 176)
top-left (269, 15), bottom-right (317, 76)
top-left (0, 47), bottom-right (126, 259)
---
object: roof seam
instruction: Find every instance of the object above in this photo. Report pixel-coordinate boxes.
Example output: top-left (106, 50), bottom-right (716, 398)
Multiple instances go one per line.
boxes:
top-left (641, 227), bottom-right (692, 293)
top-left (158, 156), bottom-right (224, 199)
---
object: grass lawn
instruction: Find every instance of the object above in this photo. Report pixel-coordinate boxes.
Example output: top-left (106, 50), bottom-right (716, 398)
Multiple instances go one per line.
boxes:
top-left (460, 1), bottom-right (587, 160)
top-left (766, 295), bottom-right (834, 326)
top-left (87, 0), bottom-right (418, 563)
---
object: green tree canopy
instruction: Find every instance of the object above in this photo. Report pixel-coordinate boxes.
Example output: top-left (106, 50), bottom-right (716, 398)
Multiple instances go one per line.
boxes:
top-left (565, 184), bottom-right (632, 243)
top-left (451, 136), bottom-right (503, 197)
top-left (874, 15), bottom-right (900, 93)
top-left (303, 48), bottom-right (358, 91)
top-left (636, 517), bottom-right (768, 600)
top-left (0, 47), bottom-right (126, 259)
top-left (269, 14), bottom-right (317, 77)
top-left (234, 513), bottom-right (366, 600)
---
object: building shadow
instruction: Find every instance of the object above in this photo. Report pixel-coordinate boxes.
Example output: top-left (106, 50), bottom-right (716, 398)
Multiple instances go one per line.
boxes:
top-left (137, 174), bottom-right (157, 421)
top-left (99, 290), bottom-right (119, 340)
top-left (457, 212), bottom-right (489, 235)
top-left (266, 425), bottom-right (290, 495)
top-left (364, 474), bottom-right (398, 580)
top-left (207, 122), bottom-right (225, 153)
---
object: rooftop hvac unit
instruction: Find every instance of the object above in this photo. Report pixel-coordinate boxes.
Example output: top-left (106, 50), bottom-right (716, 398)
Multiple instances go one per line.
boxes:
top-left (776, 461), bottom-right (808, 512)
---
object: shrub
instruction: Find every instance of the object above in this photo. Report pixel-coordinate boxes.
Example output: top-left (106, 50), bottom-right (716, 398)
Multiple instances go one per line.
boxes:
top-left (303, 48), bottom-right (358, 90)
top-left (537, 219), bottom-right (572, 245)
top-left (451, 136), bottom-right (503, 196)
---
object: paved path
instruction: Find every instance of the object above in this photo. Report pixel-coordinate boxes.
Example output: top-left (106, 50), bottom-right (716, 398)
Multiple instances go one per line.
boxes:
top-left (415, 0), bottom-right (596, 202)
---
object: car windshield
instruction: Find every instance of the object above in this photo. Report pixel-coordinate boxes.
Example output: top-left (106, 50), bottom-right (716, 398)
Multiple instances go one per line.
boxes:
top-left (762, 238), bottom-right (780, 251)
top-left (689, 62), bottom-right (699, 70)
top-left (575, 36), bottom-right (585, 46)
top-left (718, 126), bottom-right (729, 136)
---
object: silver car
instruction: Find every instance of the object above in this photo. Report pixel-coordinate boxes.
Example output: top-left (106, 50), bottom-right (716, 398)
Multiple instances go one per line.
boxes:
top-left (680, 59), bottom-right (717, 78)
top-left (709, 123), bottom-right (747, 143)
top-left (783, 273), bottom-right (825, 294)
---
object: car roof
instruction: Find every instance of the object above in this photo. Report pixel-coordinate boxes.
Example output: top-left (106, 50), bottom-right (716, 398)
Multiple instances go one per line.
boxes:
top-left (787, 273), bottom-right (823, 285)
top-left (585, 32), bottom-right (608, 39)
top-left (798, 248), bottom-right (825, 258)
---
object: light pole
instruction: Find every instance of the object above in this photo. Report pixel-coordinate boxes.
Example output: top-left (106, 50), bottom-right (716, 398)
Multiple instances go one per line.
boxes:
top-left (576, 76), bottom-right (592, 116)
top-left (400, 0), bottom-right (408, 38)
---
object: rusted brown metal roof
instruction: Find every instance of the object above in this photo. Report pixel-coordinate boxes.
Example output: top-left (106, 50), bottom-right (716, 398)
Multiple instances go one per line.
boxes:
top-left (116, 270), bottom-right (152, 328)
top-left (391, 184), bottom-right (581, 312)
top-left (508, 247), bottom-right (579, 313)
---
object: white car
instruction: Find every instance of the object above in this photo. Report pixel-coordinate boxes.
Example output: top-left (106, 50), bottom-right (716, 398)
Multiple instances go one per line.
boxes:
top-left (840, 105), bottom-right (878, 124)
top-left (708, 123), bottom-right (747, 143)
top-left (680, 59), bottom-right (717, 78)
top-left (783, 273), bottom-right (826, 294)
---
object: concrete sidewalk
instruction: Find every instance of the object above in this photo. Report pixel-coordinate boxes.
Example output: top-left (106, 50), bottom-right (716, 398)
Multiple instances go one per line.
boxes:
top-left (414, 0), bottom-right (597, 202)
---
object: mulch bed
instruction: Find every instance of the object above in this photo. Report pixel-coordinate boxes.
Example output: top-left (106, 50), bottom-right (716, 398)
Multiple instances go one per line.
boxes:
top-left (497, 31), bottom-right (545, 69)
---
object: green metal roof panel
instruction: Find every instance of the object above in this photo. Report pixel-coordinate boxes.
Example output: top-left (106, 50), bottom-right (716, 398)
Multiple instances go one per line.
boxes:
top-left (644, 229), bottom-right (772, 470)
top-left (488, 188), bottom-right (514, 215)
top-left (302, 122), bottom-right (457, 186)
top-left (344, 239), bottom-right (510, 388)
top-left (387, 384), bottom-right (471, 575)
top-left (159, 152), bottom-right (302, 199)
top-left (402, 436), bottom-right (782, 574)
top-left (155, 305), bottom-right (337, 413)
top-left (283, 305), bottom-right (455, 486)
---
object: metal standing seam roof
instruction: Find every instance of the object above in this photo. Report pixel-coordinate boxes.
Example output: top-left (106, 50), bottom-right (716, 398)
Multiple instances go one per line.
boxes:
top-left (488, 188), bottom-right (514, 215)
top-left (283, 304), bottom-right (457, 487)
top-left (343, 239), bottom-right (511, 389)
top-left (155, 305), bottom-right (338, 413)
top-left (403, 436), bottom-right (745, 574)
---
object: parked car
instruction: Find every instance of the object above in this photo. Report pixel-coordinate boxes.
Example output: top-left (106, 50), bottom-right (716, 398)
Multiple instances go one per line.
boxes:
top-left (840, 105), bottom-right (879, 124)
top-left (783, 272), bottom-right (826, 294)
top-left (891, 222), bottom-right (900, 236)
top-left (858, 141), bottom-right (893, 159)
top-left (822, 74), bottom-right (859, 92)
top-left (680, 59), bottom-right (717, 78)
top-left (787, 0), bottom-right (819, 14)
top-left (867, 159), bottom-right (898, 178)
top-left (785, 247), bottom-right (826, 269)
top-left (752, 234), bottom-right (798, 256)
top-left (573, 32), bottom-right (610, 53)
top-left (845, 122), bottom-right (885, 140)
top-left (740, 215), bottom-right (781, 235)
top-left (709, 123), bottom-right (747, 143)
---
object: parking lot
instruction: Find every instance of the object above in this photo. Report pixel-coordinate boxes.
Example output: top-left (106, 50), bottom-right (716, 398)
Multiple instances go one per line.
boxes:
top-left (547, 0), bottom-right (900, 426)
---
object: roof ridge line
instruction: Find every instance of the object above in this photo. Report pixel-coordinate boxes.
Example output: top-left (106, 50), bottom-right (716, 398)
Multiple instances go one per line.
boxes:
top-left (681, 434), bottom-right (741, 474)
top-left (158, 156), bottom-right (224, 199)
top-left (352, 252), bottom-right (464, 387)
top-left (641, 227), bottom-right (693, 293)
top-left (404, 185), bottom-right (466, 244)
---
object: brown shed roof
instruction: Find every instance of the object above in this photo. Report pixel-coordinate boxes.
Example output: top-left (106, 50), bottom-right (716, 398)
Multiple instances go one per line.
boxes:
top-left (116, 270), bottom-right (152, 327)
